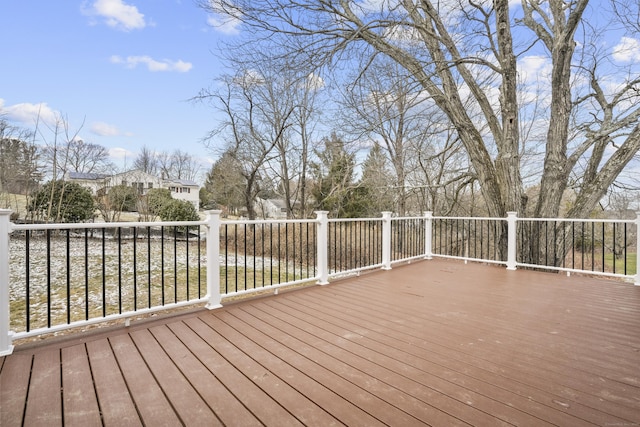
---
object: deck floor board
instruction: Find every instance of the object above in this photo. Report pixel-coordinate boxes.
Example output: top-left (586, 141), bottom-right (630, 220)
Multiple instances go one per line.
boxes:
top-left (1, 259), bottom-right (639, 426)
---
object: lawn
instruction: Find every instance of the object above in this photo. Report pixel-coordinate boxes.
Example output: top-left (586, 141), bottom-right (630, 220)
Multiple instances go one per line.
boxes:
top-left (8, 233), bottom-right (316, 332)
top-left (604, 252), bottom-right (637, 276)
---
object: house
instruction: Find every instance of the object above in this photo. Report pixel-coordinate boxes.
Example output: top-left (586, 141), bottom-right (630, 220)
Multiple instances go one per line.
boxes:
top-left (255, 198), bottom-right (289, 219)
top-left (164, 178), bottom-right (200, 210)
top-left (65, 172), bottom-right (109, 195)
top-left (66, 169), bottom-right (200, 210)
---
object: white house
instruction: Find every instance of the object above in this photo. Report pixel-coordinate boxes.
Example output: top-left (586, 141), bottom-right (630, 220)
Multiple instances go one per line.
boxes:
top-left (164, 178), bottom-right (200, 210)
top-left (65, 172), bottom-right (109, 195)
top-left (67, 169), bottom-right (200, 210)
top-left (255, 198), bottom-right (288, 219)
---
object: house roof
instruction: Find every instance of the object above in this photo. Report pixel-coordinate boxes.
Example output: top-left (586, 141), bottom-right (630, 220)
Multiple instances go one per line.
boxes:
top-left (67, 172), bottom-right (109, 180)
top-left (165, 178), bottom-right (199, 187)
top-left (267, 199), bottom-right (288, 209)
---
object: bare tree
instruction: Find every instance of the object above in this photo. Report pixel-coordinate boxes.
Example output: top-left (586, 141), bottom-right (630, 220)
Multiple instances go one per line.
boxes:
top-left (0, 118), bottom-right (42, 216)
top-left (197, 70), bottom-right (289, 219)
top-left (133, 146), bottom-right (200, 181)
top-left (202, 0), bottom-right (640, 222)
top-left (44, 138), bottom-right (114, 177)
top-left (340, 57), bottom-right (445, 215)
top-left (133, 145), bottom-right (159, 175)
top-left (171, 149), bottom-right (200, 181)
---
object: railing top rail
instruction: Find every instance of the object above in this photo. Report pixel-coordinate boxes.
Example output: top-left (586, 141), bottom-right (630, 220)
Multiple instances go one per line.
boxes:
top-left (390, 216), bottom-right (426, 221)
top-left (10, 219), bottom-right (206, 231)
top-left (432, 216), bottom-right (505, 221)
top-left (429, 215), bottom-right (638, 224)
top-left (518, 217), bottom-right (636, 224)
top-left (329, 217), bottom-right (383, 223)
top-left (222, 218), bottom-right (318, 226)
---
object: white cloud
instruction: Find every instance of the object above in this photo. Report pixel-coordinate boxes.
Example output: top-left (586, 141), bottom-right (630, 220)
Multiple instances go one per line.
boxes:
top-left (90, 121), bottom-right (121, 136)
top-left (613, 37), bottom-right (640, 62)
top-left (207, 15), bottom-right (242, 35)
top-left (109, 147), bottom-right (134, 160)
top-left (233, 69), bottom-right (265, 87)
top-left (110, 55), bottom-right (193, 72)
top-left (304, 73), bottom-right (325, 91)
top-left (518, 55), bottom-right (552, 85)
top-left (206, 0), bottom-right (242, 34)
top-left (83, 0), bottom-right (147, 31)
top-left (0, 99), bottom-right (58, 126)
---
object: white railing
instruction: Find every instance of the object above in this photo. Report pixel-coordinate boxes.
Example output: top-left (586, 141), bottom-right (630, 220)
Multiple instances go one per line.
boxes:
top-left (1, 209), bottom-right (639, 355)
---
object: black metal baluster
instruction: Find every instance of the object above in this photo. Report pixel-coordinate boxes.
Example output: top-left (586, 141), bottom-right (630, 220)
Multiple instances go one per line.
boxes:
top-left (329, 222), bottom-right (338, 270)
top-left (581, 222), bottom-right (585, 271)
top-left (133, 227), bottom-right (138, 311)
top-left (562, 222), bottom-right (566, 268)
top-left (85, 229), bottom-right (89, 320)
top-left (118, 227), bottom-right (122, 314)
top-left (601, 222), bottom-right (605, 272)
top-left (292, 223), bottom-right (296, 280)
top-left (101, 228), bottom-right (106, 317)
top-left (571, 222), bottom-right (575, 270)
top-left (25, 230), bottom-right (30, 331)
top-left (161, 226), bottom-right (165, 305)
top-left (285, 223), bottom-right (289, 281)
top-left (624, 223), bottom-right (628, 275)
top-left (148, 226), bottom-right (152, 307)
top-left (244, 224), bottom-right (248, 289)
top-left (46, 229), bottom-right (51, 328)
top-left (224, 224), bottom-right (229, 293)
top-left (305, 222), bottom-right (315, 279)
top-left (173, 226), bottom-right (178, 303)
top-left (613, 223), bottom-right (617, 274)
top-left (186, 225), bottom-right (190, 301)
top-left (553, 221), bottom-right (558, 268)
top-left (198, 225), bottom-right (202, 298)
top-left (591, 222), bottom-right (595, 272)
top-left (66, 229), bottom-right (71, 324)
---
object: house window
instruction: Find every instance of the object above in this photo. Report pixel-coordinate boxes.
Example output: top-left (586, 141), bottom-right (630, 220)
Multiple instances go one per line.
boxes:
top-left (122, 180), bottom-right (127, 186)
top-left (148, 182), bottom-right (153, 189)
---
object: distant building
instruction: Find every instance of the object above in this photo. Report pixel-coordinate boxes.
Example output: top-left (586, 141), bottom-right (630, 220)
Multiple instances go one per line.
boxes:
top-left (66, 169), bottom-right (200, 210)
top-left (163, 177), bottom-right (200, 210)
top-left (255, 198), bottom-right (289, 219)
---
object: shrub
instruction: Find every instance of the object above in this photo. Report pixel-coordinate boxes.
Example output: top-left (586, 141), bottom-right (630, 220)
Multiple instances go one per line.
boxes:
top-left (158, 199), bottom-right (199, 222)
top-left (29, 180), bottom-right (95, 222)
top-left (107, 185), bottom-right (138, 212)
top-left (146, 188), bottom-right (172, 215)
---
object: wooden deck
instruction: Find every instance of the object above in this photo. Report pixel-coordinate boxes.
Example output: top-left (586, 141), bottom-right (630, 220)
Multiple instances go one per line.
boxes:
top-left (1, 258), bottom-right (639, 426)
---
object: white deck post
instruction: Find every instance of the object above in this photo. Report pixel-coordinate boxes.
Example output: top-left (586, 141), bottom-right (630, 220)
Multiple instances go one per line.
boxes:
top-left (315, 211), bottom-right (329, 285)
top-left (205, 210), bottom-right (223, 309)
top-left (424, 211), bottom-right (433, 260)
top-left (635, 212), bottom-right (640, 286)
top-left (382, 211), bottom-right (392, 270)
top-left (0, 209), bottom-right (14, 355)
top-left (506, 212), bottom-right (517, 271)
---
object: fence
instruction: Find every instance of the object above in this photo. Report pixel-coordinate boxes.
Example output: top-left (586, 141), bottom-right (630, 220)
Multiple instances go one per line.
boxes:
top-left (1, 209), bottom-right (639, 355)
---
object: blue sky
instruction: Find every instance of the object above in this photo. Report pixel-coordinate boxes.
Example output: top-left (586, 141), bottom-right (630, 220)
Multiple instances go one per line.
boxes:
top-left (2, 1), bottom-right (640, 192)
top-left (0, 0), bottom-right (231, 172)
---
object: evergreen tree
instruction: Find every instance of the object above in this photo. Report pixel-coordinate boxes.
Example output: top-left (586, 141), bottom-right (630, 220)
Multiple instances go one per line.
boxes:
top-left (203, 150), bottom-right (245, 214)
top-left (359, 144), bottom-right (395, 215)
top-left (311, 133), bottom-right (357, 217)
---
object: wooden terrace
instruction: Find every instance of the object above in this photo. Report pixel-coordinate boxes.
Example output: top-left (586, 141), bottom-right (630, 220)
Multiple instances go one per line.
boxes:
top-left (1, 258), bottom-right (639, 426)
